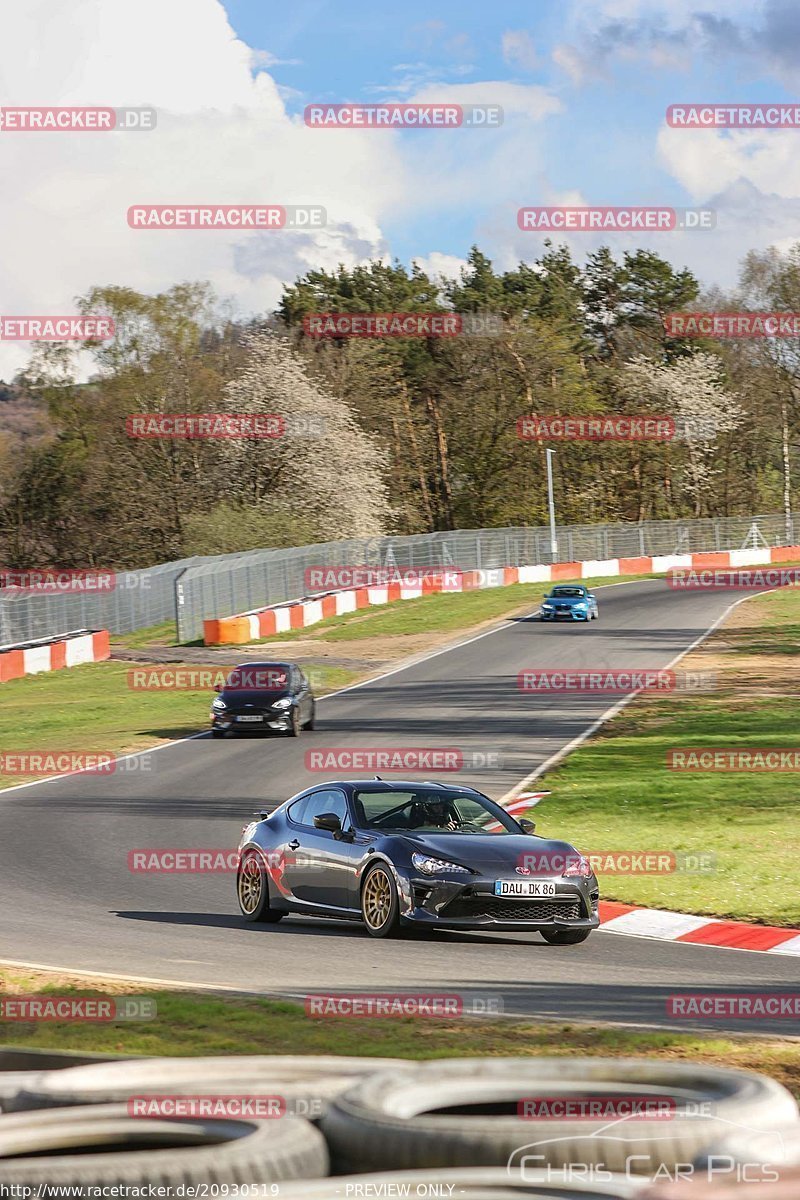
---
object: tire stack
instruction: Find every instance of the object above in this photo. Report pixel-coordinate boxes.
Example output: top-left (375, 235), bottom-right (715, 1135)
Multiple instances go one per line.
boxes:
top-left (0, 1055), bottom-right (797, 1198)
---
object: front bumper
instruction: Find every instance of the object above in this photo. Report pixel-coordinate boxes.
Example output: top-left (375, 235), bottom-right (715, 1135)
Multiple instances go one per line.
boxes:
top-left (541, 607), bottom-right (590, 621)
top-left (400, 876), bottom-right (600, 931)
top-left (211, 709), bottom-right (292, 732)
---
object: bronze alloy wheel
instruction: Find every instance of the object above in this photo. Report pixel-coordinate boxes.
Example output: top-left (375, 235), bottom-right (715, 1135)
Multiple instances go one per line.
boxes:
top-left (361, 864), bottom-right (401, 937)
top-left (237, 850), bottom-right (283, 923)
top-left (238, 852), bottom-right (262, 915)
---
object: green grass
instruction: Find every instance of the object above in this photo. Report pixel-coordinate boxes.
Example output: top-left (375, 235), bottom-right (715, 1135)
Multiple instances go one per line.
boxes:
top-left (0, 660), bottom-right (358, 788)
top-left (527, 588), bottom-right (800, 926)
top-left (726, 585), bottom-right (800, 656)
top-left (111, 621), bottom-right (180, 650)
top-left (244, 573), bottom-right (654, 646)
top-left (1, 969), bottom-right (799, 1096)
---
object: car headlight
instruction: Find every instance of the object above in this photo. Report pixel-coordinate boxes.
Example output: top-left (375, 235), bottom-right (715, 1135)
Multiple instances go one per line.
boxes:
top-left (541, 603), bottom-right (553, 610)
top-left (412, 852), bottom-right (470, 875)
top-left (574, 601), bottom-right (588, 608)
top-left (563, 854), bottom-right (592, 878)
top-left (272, 697), bottom-right (293, 710)
top-left (212, 698), bottom-right (227, 711)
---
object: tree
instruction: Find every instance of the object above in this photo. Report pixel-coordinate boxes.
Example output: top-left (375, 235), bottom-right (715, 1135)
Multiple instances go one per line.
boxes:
top-left (219, 332), bottom-right (391, 539)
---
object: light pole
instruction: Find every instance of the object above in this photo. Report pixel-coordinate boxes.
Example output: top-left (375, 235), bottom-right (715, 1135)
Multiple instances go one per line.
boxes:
top-left (545, 448), bottom-right (558, 560)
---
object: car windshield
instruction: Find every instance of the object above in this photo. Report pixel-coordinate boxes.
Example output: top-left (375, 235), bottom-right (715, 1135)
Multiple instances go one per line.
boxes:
top-left (224, 665), bottom-right (289, 693)
top-left (354, 789), bottom-right (521, 834)
top-left (549, 587), bottom-right (585, 598)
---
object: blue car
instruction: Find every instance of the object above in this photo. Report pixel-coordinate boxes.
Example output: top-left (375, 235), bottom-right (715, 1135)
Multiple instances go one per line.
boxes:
top-left (540, 584), bottom-right (599, 622)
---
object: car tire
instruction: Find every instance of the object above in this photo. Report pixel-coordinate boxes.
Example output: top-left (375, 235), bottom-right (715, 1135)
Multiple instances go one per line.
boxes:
top-left (12, 1059), bottom-right (408, 1117)
top-left (320, 1057), bottom-right (799, 1175)
top-left (0, 1102), bottom-right (328, 1189)
top-left (211, 729), bottom-right (225, 739)
top-left (361, 863), bottom-right (402, 939)
top-left (305, 703), bottom-right (316, 731)
top-left (287, 707), bottom-right (301, 737)
top-left (540, 927), bottom-right (592, 945)
top-left (237, 849), bottom-right (284, 923)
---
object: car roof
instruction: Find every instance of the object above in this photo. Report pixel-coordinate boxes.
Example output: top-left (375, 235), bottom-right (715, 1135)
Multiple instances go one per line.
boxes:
top-left (309, 780), bottom-right (484, 793)
top-left (231, 661), bottom-right (294, 670)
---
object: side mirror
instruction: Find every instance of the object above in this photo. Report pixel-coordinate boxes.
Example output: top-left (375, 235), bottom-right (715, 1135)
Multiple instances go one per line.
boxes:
top-left (214, 682), bottom-right (222, 692)
top-left (518, 818), bottom-right (536, 834)
top-left (314, 812), bottom-right (342, 833)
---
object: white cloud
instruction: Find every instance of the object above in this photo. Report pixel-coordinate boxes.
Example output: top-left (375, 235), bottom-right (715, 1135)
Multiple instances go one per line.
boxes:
top-left (412, 252), bottom-right (469, 285)
top-left (657, 125), bottom-right (800, 200)
top-left (501, 30), bottom-right (538, 72)
top-left (388, 81), bottom-right (562, 217)
top-left (0, 0), bottom-right (398, 379)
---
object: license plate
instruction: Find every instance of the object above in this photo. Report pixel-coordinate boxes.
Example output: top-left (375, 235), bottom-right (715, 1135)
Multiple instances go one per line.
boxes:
top-left (494, 879), bottom-right (557, 897)
top-left (236, 714), bottom-right (264, 723)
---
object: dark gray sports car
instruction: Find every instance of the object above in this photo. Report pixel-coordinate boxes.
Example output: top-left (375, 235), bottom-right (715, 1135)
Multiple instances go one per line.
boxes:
top-left (236, 780), bottom-right (599, 941)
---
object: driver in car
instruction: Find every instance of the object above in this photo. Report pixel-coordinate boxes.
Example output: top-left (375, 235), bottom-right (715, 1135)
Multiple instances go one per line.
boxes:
top-left (414, 798), bottom-right (459, 830)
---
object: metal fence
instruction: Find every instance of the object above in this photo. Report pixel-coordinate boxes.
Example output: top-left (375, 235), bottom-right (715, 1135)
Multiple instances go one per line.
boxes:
top-left (0, 513), bottom-right (793, 648)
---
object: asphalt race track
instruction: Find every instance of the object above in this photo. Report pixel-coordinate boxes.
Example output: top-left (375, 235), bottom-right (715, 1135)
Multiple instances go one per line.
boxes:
top-left (1, 579), bottom-right (797, 1035)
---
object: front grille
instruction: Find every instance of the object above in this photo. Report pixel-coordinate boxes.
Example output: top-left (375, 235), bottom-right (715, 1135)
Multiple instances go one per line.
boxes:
top-left (443, 897), bottom-right (582, 922)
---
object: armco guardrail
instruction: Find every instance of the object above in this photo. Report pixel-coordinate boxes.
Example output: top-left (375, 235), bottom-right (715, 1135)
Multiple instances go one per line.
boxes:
top-left (0, 515), bottom-right (793, 645)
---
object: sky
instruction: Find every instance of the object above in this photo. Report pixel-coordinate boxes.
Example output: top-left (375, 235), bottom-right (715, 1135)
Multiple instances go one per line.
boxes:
top-left (2, 0), bottom-right (800, 377)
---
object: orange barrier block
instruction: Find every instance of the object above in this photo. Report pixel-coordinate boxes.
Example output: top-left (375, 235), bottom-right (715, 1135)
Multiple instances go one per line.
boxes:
top-left (551, 561), bottom-right (582, 580)
top-left (51, 640), bottom-right (67, 671)
top-left (503, 567), bottom-right (519, 585)
top-left (321, 595), bottom-right (338, 619)
top-left (91, 630), bottom-right (111, 661)
top-left (690, 552), bottom-right (730, 569)
top-left (289, 604), bottom-right (305, 630)
top-left (770, 545), bottom-right (800, 563)
top-left (258, 609), bottom-right (278, 637)
top-left (619, 556), bottom-right (652, 574)
top-left (204, 616), bottom-right (251, 645)
top-left (0, 649), bottom-right (25, 682)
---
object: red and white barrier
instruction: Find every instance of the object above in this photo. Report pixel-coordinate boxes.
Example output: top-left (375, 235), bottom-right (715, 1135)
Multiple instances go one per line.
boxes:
top-left (203, 545), bottom-right (800, 645)
top-left (0, 630), bottom-right (110, 683)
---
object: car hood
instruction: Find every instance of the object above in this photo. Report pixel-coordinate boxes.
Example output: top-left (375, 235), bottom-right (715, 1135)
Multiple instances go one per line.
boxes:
top-left (398, 832), bottom-right (583, 875)
top-left (220, 688), bottom-right (289, 704)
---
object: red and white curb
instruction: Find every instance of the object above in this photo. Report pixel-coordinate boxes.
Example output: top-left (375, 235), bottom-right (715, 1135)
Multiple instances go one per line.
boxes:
top-left (507, 794), bottom-right (800, 955)
top-left (597, 901), bottom-right (800, 955)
